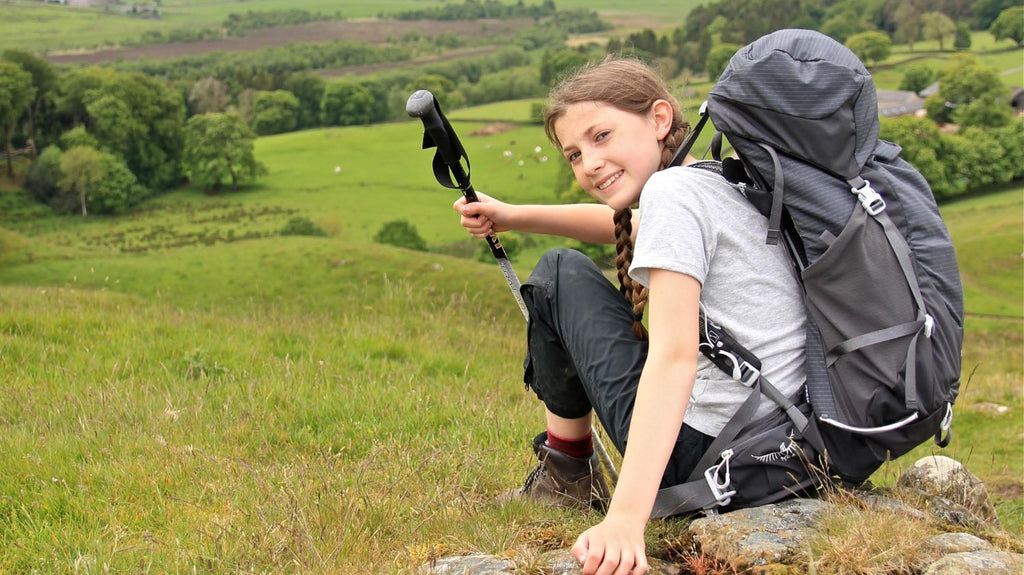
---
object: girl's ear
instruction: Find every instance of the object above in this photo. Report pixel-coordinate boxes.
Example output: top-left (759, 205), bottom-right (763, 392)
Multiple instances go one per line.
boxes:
top-left (651, 99), bottom-right (674, 140)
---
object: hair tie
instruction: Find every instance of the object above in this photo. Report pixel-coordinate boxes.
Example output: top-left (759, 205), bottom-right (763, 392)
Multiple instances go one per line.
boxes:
top-left (634, 311), bottom-right (644, 323)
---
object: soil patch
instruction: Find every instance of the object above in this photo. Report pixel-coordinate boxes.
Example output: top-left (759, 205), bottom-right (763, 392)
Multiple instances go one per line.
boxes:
top-left (46, 18), bottom-right (533, 65)
top-left (467, 122), bottom-right (520, 136)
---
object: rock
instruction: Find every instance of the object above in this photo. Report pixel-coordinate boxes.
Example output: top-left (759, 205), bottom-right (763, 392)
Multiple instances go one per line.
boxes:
top-left (922, 550), bottom-right (1024, 574)
top-left (420, 553), bottom-right (514, 574)
top-left (687, 498), bottom-right (828, 569)
top-left (897, 456), bottom-right (999, 525)
top-left (922, 532), bottom-right (994, 556)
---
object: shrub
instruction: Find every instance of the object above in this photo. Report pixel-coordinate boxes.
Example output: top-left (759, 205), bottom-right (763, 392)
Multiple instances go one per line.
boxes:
top-left (279, 216), bottom-right (327, 237)
top-left (374, 220), bottom-right (427, 251)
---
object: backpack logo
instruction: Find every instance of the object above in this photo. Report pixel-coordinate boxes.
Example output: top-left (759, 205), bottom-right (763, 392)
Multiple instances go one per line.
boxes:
top-left (752, 434), bottom-right (799, 463)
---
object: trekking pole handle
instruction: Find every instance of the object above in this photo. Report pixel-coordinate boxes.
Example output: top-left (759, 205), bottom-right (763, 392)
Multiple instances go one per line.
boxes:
top-left (406, 90), bottom-right (478, 201)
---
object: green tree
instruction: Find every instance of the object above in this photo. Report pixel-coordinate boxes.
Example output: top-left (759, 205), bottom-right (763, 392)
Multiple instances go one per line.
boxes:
top-left (22, 145), bottom-right (63, 207)
top-left (2, 49), bottom-right (56, 156)
top-left (973, 0), bottom-right (1019, 29)
top-left (321, 81), bottom-right (391, 126)
top-left (989, 6), bottom-right (1024, 46)
top-left (899, 65), bottom-right (935, 93)
top-left (924, 56), bottom-right (1010, 127)
top-left (540, 49), bottom-right (590, 87)
top-left (249, 90), bottom-right (299, 135)
top-left (283, 73), bottom-right (325, 129)
top-left (0, 62), bottom-right (35, 178)
top-left (182, 112), bottom-right (266, 193)
top-left (953, 22), bottom-right (971, 51)
top-left (58, 68), bottom-right (184, 191)
top-left (892, 2), bottom-right (922, 50)
top-left (59, 146), bottom-right (105, 216)
top-left (921, 11), bottom-right (956, 51)
top-left (705, 43), bottom-right (741, 81)
top-left (845, 31), bottom-right (892, 66)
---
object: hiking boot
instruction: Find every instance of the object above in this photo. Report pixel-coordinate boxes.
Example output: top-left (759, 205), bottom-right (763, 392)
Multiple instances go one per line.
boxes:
top-left (501, 432), bottom-right (611, 511)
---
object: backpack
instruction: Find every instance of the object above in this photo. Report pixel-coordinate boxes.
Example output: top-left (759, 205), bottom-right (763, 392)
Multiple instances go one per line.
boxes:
top-left (649, 29), bottom-right (964, 518)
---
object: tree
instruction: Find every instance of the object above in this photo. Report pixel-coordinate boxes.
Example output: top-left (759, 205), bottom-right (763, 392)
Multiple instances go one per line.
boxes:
top-left (321, 81), bottom-right (394, 126)
top-left (188, 76), bottom-right (229, 114)
top-left (989, 6), bottom-right (1024, 47)
top-left (899, 65), bottom-right (935, 93)
top-left (59, 146), bottom-right (105, 216)
top-left (182, 113), bottom-right (266, 193)
top-left (22, 145), bottom-right (63, 208)
top-left (705, 43), bottom-right (741, 81)
top-left (0, 62), bottom-right (35, 178)
top-left (846, 31), bottom-right (892, 66)
top-left (892, 2), bottom-right (922, 50)
top-left (2, 49), bottom-right (56, 156)
top-left (953, 22), bottom-right (972, 51)
top-left (921, 11), bottom-right (956, 51)
top-left (540, 49), bottom-right (590, 87)
top-left (973, 0), bottom-right (1019, 29)
top-left (283, 73), bottom-right (325, 129)
top-left (924, 56), bottom-right (1010, 127)
top-left (249, 90), bottom-right (299, 135)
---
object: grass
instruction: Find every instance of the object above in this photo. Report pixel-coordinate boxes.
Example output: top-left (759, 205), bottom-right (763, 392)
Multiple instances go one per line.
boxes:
top-left (0, 30), bottom-right (1021, 569)
top-left (0, 0), bottom-right (707, 55)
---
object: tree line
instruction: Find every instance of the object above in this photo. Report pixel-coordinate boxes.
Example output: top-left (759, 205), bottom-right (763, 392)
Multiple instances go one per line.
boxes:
top-left (0, 0), bottom-right (1021, 217)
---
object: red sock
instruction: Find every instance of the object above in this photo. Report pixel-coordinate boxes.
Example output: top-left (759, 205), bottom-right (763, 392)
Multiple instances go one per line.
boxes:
top-left (546, 428), bottom-right (593, 459)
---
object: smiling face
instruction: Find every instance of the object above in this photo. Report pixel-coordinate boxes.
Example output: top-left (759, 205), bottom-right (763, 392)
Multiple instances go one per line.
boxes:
top-left (553, 100), bottom-right (672, 211)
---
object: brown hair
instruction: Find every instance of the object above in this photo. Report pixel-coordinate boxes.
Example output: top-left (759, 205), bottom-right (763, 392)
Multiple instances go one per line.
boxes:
top-left (543, 57), bottom-right (690, 340)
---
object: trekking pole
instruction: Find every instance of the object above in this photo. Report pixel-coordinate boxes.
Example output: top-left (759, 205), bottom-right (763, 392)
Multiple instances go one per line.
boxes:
top-left (407, 90), bottom-right (618, 483)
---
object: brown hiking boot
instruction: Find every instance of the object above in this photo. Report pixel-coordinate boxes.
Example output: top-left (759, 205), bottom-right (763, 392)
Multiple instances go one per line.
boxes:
top-left (501, 432), bottom-right (611, 511)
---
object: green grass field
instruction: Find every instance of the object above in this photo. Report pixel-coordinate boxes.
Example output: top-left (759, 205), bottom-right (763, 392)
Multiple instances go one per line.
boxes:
top-left (1, 102), bottom-right (1022, 570)
top-left (0, 0), bottom-right (708, 54)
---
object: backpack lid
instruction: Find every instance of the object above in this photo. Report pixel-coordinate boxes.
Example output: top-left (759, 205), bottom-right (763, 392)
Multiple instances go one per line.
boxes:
top-left (707, 29), bottom-right (880, 180)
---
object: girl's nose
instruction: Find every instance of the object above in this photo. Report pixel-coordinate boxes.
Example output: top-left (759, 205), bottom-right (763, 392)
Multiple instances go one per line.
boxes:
top-left (582, 152), bottom-right (604, 175)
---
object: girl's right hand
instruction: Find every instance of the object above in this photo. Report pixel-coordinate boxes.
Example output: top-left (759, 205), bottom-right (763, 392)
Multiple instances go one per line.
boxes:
top-left (452, 192), bottom-right (514, 238)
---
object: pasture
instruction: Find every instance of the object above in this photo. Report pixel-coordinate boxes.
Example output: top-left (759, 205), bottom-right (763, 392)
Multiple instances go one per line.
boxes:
top-left (1, 101), bottom-right (1022, 571)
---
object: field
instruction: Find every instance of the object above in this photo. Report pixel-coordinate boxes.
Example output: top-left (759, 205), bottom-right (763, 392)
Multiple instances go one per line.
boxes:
top-left (0, 1), bottom-right (1021, 571)
top-left (1, 100), bottom-right (1022, 571)
top-left (0, 0), bottom-right (704, 56)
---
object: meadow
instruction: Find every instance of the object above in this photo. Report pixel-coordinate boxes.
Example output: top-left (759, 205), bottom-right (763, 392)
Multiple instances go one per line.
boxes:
top-left (0, 0), bottom-right (706, 54)
top-left (1, 96), bottom-right (1022, 571)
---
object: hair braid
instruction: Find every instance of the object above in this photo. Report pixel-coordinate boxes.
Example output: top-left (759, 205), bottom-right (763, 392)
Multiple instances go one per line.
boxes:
top-left (613, 207), bottom-right (649, 340)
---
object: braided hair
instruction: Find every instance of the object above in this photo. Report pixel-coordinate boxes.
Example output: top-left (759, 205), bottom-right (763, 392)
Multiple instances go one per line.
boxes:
top-left (543, 58), bottom-right (691, 340)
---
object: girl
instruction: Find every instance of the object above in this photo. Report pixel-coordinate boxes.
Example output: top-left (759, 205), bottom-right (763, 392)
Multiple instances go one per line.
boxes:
top-left (454, 58), bottom-right (807, 574)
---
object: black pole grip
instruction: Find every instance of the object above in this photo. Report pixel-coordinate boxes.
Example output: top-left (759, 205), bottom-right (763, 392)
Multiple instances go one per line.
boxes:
top-left (407, 89), bottom-right (500, 254)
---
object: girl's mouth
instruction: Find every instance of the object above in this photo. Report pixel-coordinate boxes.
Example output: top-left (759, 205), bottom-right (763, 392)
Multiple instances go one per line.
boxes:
top-left (597, 170), bottom-right (623, 191)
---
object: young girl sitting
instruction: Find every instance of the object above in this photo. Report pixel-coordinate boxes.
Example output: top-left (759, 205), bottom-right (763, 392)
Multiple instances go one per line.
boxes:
top-left (453, 57), bottom-right (807, 574)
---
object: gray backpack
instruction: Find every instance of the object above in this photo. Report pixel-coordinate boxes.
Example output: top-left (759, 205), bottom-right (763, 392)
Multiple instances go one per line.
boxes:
top-left (651, 29), bottom-right (964, 517)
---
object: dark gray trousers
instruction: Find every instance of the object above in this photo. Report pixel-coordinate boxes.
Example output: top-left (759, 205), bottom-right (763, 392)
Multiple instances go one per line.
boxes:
top-left (520, 248), bottom-right (714, 488)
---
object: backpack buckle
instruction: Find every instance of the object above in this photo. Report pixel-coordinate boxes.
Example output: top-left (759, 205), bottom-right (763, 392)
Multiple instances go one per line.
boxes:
top-left (704, 449), bottom-right (737, 509)
top-left (851, 179), bottom-right (886, 215)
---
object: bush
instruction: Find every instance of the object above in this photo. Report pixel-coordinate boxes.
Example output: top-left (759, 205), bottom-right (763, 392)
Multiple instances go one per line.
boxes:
top-left (374, 220), bottom-right (427, 251)
top-left (898, 65), bottom-right (935, 94)
top-left (279, 216), bottom-right (327, 237)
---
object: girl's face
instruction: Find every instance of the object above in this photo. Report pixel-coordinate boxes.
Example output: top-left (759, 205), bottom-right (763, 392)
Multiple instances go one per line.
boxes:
top-left (553, 100), bottom-right (672, 211)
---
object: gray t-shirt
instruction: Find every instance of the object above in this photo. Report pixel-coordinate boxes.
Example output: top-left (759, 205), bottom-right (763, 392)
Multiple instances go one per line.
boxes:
top-left (629, 165), bottom-right (807, 437)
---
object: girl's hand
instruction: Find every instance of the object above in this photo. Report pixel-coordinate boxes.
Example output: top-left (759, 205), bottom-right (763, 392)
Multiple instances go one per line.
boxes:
top-left (452, 192), bottom-right (514, 238)
top-left (571, 514), bottom-right (649, 575)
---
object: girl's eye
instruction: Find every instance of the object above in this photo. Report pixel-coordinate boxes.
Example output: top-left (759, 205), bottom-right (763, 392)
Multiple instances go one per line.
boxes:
top-left (595, 130), bottom-right (610, 142)
top-left (567, 151), bottom-right (580, 163)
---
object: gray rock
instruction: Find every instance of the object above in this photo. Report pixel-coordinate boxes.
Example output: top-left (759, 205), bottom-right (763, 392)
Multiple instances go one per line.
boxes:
top-left (687, 497), bottom-right (828, 568)
top-left (897, 456), bottom-right (999, 524)
top-left (922, 550), bottom-right (1024, 574)
top-left (922, 532), bottom-right (994, 555)
top-left (420, 553), bottom-right (515, 574)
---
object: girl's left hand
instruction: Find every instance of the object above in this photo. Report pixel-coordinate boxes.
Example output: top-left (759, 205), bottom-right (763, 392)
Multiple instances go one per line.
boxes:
top-left (571, 514), bottom-right (649, 575)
